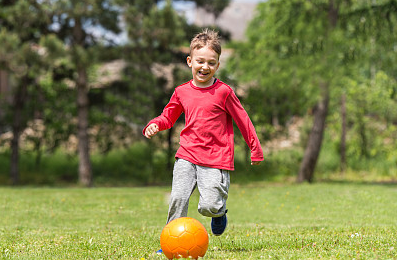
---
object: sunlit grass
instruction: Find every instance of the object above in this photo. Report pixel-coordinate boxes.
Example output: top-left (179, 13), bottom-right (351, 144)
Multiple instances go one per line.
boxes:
top-left (0, 183), bottom-right (396, 259)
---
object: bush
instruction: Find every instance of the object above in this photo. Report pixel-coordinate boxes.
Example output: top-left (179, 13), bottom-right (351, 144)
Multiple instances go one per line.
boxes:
top-left (0, 150), bottom-right (78, 185)
top-left (233, 146), bottom-right (302, 183)
top-left (0, 138), bottom-right (396, 186)
top-left (92, 142), bottom-right (172, 186)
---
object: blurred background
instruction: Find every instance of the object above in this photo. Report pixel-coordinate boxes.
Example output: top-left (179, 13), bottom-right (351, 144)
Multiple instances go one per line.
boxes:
top-left (0, 0), bottom-right (396, 187)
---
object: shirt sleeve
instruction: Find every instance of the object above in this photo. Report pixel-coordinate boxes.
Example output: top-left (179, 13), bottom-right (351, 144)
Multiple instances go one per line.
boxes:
top-left (142, 91), bottom-right (183, 134)
top-left (225, 91), bottom-right (264, 161)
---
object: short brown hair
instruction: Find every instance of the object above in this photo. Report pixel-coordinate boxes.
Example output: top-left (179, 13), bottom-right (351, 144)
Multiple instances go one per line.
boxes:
top-left (190, 28), bottom-right (221, 57)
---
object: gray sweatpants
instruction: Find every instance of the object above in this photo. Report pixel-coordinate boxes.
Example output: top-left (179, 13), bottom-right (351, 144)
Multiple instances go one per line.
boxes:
top-left (167, 158), bottom-right (230, 223)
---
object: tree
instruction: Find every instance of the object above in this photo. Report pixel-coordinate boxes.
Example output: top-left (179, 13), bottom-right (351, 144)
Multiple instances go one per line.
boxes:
top-left (50, 0), bottom-right (122, 186)
top-left (297, 0), bottom-right (337, 183)
top-left (0, 0), bottom-right (54, 184)
top-left (192, 0), bottom-right (230, 21)
top-left (0, 0), bottom-right (121, 186)
top-left (122, 0), bottom-right (187, 177)
top-left (227, 0), bottom-right (396, 182)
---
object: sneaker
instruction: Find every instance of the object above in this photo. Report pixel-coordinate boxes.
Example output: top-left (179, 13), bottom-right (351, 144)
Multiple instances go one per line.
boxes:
top-left (211, 210), bottom-right (228, 236)
top-left (156, 249), bottom-right (163, 254)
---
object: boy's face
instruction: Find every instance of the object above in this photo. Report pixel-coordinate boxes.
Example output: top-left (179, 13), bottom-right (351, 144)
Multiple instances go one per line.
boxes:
top-left (187, 46), bottom-right (220, 88)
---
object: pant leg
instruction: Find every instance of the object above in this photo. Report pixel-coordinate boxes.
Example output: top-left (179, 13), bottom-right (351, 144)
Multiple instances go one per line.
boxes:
top-left (166, 159), bottom-right (197, 223)
top-left (197, 166), bottom-right (230, 217)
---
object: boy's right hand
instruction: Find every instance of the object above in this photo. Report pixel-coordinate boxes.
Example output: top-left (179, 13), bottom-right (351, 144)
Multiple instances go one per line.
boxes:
top-left (144, 123), bottom-right (159, 139)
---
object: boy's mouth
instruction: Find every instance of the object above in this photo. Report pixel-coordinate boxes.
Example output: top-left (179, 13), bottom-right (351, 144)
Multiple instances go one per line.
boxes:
top-left (199, 71), bottom-right (209, 76)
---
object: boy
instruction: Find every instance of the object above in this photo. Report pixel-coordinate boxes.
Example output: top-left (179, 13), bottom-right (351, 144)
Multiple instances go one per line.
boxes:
top-left (143, 29), bottom-right (264, 250)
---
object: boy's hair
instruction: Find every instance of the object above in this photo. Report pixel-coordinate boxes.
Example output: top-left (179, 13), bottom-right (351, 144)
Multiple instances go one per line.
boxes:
top-left (190, 28), bottom-right (221, 58)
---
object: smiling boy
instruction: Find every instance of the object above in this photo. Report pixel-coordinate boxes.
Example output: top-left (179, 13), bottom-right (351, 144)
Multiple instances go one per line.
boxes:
top-left (143, 29), bottom-right (264, 250)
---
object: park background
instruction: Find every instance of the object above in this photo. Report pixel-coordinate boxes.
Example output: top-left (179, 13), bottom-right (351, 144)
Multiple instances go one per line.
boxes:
top-left (0, 1), bottom-right (397, 259)
top-left (0, 0), bottom-right (396, 187)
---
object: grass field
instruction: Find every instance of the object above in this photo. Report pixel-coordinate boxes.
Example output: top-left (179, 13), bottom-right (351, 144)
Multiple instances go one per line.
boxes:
top-left (0, 182), bottom-right (396, 259)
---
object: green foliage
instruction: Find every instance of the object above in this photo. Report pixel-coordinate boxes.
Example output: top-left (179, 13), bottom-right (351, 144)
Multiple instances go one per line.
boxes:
top-left (0, 142), bottom-right (172, 186)
top-left (1, 138), bottom-right (395, 186)
top-left (39, 78), bottom-right (76, 153)
top-left (227, 0), bottom-right (396, 178)
top-left (89, 1), bottom-right (189, 149)
top-left (0, 183), bottom-right (396, 258)
top-left (315, 119), bottom-right (396, 181)
top-left (0, 150), bottom-right (78, 185)
top-left (92, 142), bottom-right (171, 185)
top-left (142, 1), bottom-right (186, 62)
top-left (232, 0), bottom-right (396, 124)
top-left (124, 1), bottom-right (186, 63)
top-left (192, 0), bottom-right (231, 19)
top-left (234, 145), bottom-right (303, 183)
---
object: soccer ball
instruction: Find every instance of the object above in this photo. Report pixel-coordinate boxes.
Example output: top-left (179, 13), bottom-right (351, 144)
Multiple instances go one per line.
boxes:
top-left (160, 217), bottom-right (209, 259)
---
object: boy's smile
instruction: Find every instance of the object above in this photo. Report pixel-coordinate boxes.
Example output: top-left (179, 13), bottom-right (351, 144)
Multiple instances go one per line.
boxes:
top-left (187, 46), bottom-right (220, 88)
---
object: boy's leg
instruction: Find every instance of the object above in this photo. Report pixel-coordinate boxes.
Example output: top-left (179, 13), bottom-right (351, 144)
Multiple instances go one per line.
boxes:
top-left (196, 166), bottom-right (230, 217)
top-left (166, 158), bottom-right (197, 223)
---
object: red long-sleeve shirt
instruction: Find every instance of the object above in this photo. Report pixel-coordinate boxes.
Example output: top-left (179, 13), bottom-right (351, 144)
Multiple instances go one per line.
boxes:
top-left (143, 79), bottom-right (264, 170)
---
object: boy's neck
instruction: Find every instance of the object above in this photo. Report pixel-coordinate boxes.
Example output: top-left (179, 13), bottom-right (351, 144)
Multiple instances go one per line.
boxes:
top-left (192, 77), bottom-right (217, 88)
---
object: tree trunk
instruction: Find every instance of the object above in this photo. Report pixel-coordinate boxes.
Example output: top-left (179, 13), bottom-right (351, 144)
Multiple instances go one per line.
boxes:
top-left (272, 98), bottom-right (279, 128)
top-left (73, 18), bottom-right (92, 187)
top-left (10, 79), bottom-right (28, 185)
top-left (77, 68), bottom-right (92, 186)
top-left (34, 81), bottom-right (44, 167)
top-left (297, 0), bottom-right (337, 183)
top-left (297, 82), bottom-right (329, 183)
top-left (358, 114), bottom-right (368, 158)
top-left (340, 93), bottom-right (346, 173)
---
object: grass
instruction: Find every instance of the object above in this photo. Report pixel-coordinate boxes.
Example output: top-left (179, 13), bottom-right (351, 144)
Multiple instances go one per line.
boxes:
top-left (0, 182), bottom-right (396, 259)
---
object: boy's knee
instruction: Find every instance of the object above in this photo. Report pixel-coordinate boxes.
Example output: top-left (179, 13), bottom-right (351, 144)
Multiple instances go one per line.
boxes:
top-left (198, 202), bottom-right (223, 217)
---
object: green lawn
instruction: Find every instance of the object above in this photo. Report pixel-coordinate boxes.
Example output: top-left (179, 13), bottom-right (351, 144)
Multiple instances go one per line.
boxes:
top-left (0, 182), bottom-right (396, 259)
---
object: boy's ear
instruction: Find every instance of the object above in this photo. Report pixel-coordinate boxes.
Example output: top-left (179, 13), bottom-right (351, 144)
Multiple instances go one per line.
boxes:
top-left (186, 56), bottom-right (192, 67)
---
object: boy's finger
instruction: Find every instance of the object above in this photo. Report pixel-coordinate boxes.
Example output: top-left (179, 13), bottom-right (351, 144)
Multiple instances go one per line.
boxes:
top-left (145, 130), bottom-right (152, 138)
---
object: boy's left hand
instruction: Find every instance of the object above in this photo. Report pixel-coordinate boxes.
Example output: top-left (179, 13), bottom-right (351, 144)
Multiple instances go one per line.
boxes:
top-left (251, 161), bottom-right (261, 165)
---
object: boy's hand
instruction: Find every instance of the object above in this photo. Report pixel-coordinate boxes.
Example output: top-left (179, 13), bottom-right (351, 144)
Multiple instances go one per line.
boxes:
top-left (251, 161), bottom-right (261, 166)
top-left (144, 123), bottom-right (159, 139)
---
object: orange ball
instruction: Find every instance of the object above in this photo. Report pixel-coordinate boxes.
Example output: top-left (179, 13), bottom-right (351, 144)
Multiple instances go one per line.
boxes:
top-left (160, 217), bottom-right (209, 259)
